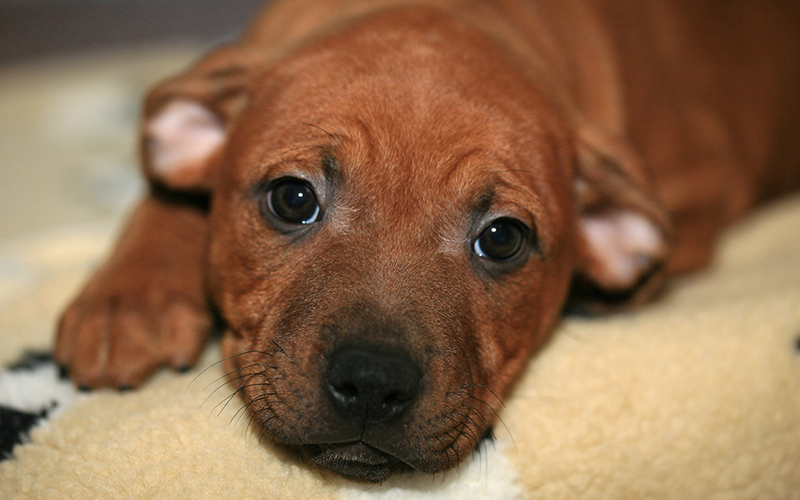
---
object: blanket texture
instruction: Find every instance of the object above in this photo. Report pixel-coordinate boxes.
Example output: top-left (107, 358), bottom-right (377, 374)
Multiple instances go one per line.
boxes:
top-left (1, 45), bottom-right (799, 500)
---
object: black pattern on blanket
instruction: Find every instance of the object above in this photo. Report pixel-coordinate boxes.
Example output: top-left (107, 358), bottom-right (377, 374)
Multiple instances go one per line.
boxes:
top-left (0, 352), bottom-right (83, 460)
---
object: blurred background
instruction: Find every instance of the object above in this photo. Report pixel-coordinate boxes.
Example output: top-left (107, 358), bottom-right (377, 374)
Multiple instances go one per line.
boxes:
top-left (0, 0), bottom-right (264, 238)
top-left (0, 0), bottom-right (265, 354)
top-left (0, 0), bottom-right (263, 65)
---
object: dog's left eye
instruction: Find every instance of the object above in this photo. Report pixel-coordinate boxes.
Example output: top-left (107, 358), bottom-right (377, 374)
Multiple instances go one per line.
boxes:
top-left (266, 178), bottom-right (321, 224)
top-left (473, 218), bottom-right (528, 261)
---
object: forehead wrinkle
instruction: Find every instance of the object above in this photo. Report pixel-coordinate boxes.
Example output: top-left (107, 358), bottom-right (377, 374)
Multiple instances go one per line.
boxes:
top-left (234, 113), bottom-right (343, 185)
top-left (250, 148), bottom-right (326, 188)
top-left (493, 177), bottom-right (543, 214)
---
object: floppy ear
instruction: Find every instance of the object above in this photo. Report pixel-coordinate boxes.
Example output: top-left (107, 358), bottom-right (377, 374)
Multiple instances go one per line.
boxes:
top-left (140, 45), bottom-right (254, 192)
top-left (570, 125), bottom-right (674, 311)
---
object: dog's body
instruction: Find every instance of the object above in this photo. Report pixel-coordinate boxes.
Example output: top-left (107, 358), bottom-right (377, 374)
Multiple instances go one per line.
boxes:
top-left (55, 0), bottom-right (800, 482)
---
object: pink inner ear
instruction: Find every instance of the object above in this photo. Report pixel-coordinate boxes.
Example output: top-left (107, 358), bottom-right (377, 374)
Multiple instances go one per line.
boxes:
top-left (145, 99), bottom-right (225, 189)
top-left (581, 210), bottom-right (667, 290)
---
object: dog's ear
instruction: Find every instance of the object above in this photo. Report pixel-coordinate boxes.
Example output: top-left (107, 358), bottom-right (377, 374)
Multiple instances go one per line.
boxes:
top-left (570, 126), bottom-right (673, 311)
top-left (140, 45), bottom-right (254, 192)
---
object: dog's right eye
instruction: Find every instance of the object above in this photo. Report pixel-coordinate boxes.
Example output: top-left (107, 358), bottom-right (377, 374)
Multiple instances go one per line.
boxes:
top-left (266, 178), bottom-right (321, 224)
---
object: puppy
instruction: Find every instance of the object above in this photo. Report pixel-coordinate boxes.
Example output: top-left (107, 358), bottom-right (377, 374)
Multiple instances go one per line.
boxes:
top-left (55, 0), bottom-right (800, 482)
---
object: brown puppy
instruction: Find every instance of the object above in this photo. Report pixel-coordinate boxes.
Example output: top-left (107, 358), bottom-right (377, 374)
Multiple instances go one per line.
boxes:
top-left (55, 0), bottom-right (800, 483)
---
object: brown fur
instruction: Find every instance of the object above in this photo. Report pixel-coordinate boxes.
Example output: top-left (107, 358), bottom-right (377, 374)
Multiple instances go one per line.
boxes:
top-left (56, 0), bottom-right (800, 482)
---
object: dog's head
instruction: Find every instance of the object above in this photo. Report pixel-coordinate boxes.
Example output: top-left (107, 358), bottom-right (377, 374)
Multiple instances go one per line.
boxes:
top-left (141, 7), bottom-right (670, 482)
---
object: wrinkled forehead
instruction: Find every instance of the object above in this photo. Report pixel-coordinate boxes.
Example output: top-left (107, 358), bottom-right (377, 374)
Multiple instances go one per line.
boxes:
top-left (224, 8), bottom-right (569, 237)
top-left (233, 6), bottom-right (559, 156)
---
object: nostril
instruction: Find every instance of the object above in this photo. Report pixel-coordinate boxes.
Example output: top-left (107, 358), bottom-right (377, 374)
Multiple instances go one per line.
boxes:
top-left (384, 387), bottom-right (415, 405)
top-left (381, 390), bottom-right (414, 414)
top-left (325, 345), bottom-right (422, 423)
top-left (331, 381), bottom-right (359, 399)
top-left (384, 391), bottom-right (402, 404)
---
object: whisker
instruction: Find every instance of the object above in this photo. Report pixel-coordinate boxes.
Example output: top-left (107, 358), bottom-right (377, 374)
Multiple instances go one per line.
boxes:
top-left (195, 362), bottom-right (274, 414)
top-left (467, 394), bottom-right (516, 452)
top-left (193, 368), bottom-right (245, 416)
top-left (186, 349), bottom-right (274, 394)
top-left (255, 408), bottom-right (280, 447)
top-left (195, 377), bottom-right (242, 416)
top-left (245, 406), bottom-right (277, 443)
top-left (443, 428), bottom-right (461, 465)
top-left (457, 383), bottom-right (516, 455)
top-left (236, 392), bottom-right (276, 428)
top-left (244, 403), bottom-right (265, 441)
top-left (448, 411), bottom-right (480, 448)
top-left (203, 361), bottom-right (277, 392)
top-left (461, 403), bottom-right (489, 426)
top-left (211, 370), bottom-right (266, 417)
top-left (230, 388), bottom-right (280, 425)
top-left (460, 383), bottom-right (506, 408)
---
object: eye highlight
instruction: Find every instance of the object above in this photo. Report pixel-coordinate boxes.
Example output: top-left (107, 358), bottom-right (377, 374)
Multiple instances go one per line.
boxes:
top-left (473, 218), bottom-right (528, 261)
top-left (266, 178), bottom-right (321, 224)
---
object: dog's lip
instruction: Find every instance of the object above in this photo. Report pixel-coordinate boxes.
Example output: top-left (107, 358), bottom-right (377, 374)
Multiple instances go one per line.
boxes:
top-left (304, 441), bottom-right (406, 482)
top-left (314, 441), bottom-right (395, 466)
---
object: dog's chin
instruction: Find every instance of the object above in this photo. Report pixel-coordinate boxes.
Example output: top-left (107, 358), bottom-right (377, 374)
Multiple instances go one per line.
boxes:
top-left (300, 442), bottom-right (409, 483)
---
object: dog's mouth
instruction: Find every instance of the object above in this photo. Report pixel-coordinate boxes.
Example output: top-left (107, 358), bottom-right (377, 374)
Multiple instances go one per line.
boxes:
top-left (300, 442), bottom-right (410, 483)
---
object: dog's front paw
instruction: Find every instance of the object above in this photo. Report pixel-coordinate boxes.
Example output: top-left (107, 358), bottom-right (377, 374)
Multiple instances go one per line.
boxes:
top-left (55, 272), bottom-right (210, 391)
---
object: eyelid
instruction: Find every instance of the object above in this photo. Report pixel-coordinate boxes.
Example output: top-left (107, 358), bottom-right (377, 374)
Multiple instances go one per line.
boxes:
top-left (252, 169), bottom-right (323, 204)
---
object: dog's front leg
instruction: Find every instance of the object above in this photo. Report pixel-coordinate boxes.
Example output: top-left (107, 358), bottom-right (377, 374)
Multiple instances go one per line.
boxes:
top-left (55, 193), bottom-right (210, 390)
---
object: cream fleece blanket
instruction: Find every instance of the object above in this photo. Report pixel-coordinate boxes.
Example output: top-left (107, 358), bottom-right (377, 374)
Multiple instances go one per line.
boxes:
top-left (1, 47), bottom-right (799, 500)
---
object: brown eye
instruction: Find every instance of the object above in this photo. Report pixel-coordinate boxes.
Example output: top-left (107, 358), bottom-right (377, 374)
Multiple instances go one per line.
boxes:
top-left (473, 218), bottom-right (527, 261)
top-left (267, 178), bottom-right (320, 224)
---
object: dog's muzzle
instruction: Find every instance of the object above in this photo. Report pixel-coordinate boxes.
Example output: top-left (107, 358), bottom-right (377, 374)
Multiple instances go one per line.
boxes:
top-left (300, 344), bottom-right (423, 481)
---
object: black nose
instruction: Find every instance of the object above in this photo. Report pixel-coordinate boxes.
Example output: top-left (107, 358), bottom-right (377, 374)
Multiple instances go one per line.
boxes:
top-left (325, 346), bottom-right (422, 424)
